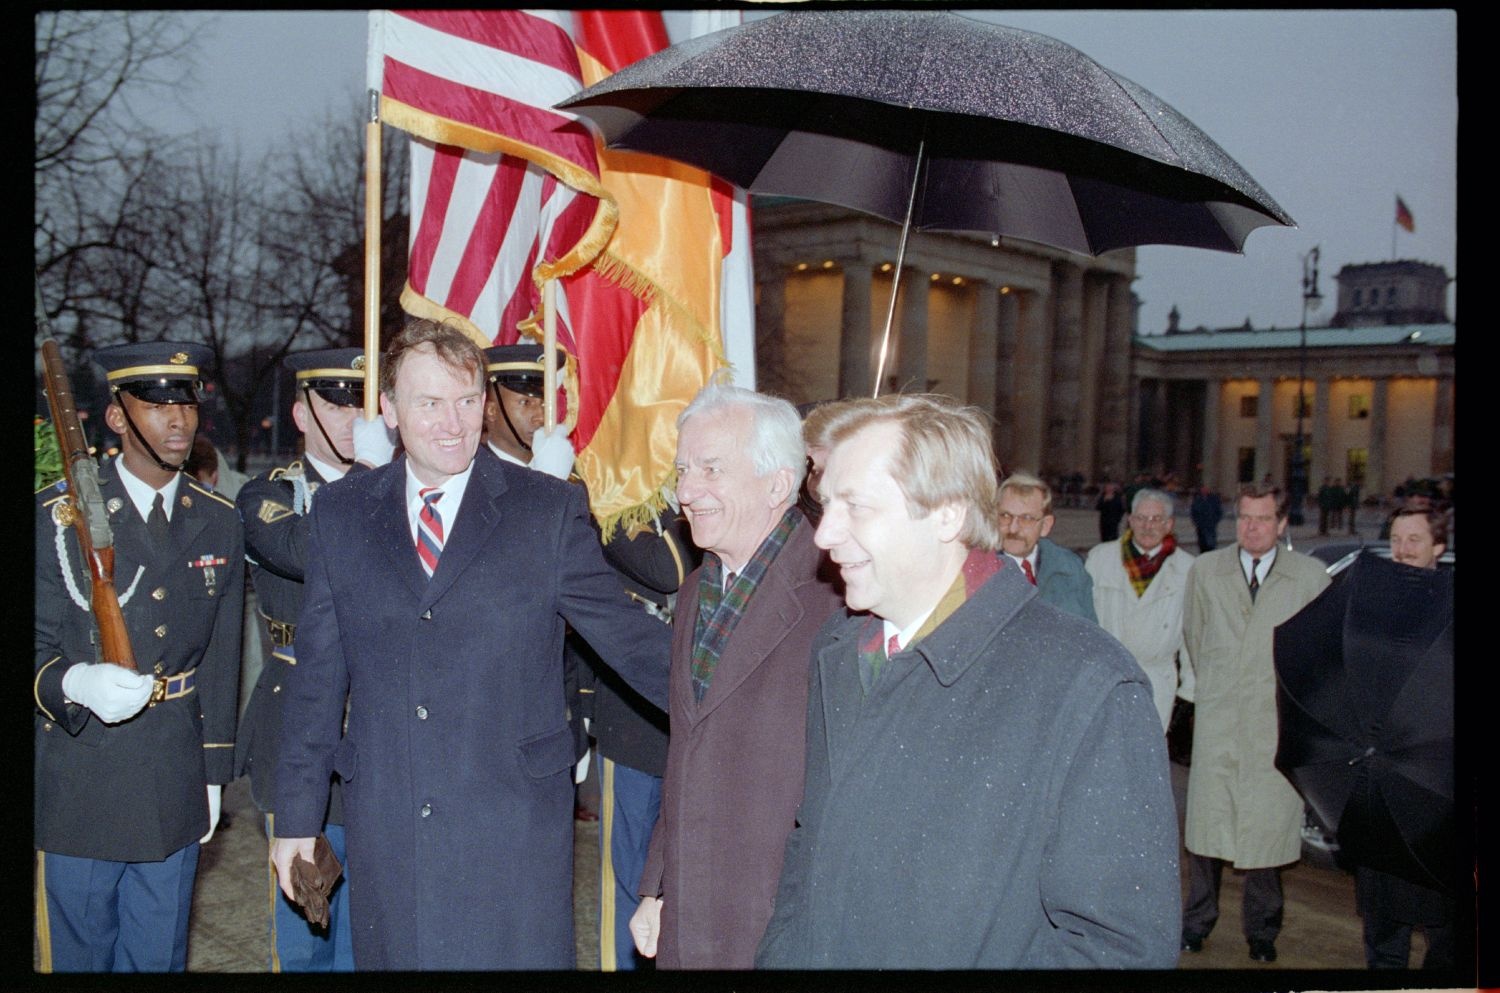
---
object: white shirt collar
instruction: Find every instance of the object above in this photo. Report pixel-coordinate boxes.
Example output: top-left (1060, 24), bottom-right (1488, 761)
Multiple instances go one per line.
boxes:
top-left (882, 605), bottom-right (937, 655)
top-left (114, 455), bottom-right (182, 523)
top-left (1239, 545), bottom-right (1278, 583)
top-left (304, 452), bottom-right (346, 483)
top-left (487, 440), bottom-right (529, 468)
top-left (1133, 539), bottom-right (1165, 560)
top-left (404, 459), bottom-right (475, 542)
top-left (1004, 548), bottom-right (1039, 572)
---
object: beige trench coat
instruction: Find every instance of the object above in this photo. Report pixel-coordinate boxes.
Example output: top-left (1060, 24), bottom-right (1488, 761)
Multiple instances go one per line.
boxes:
top-left (1181, 544), bottom-right (1329, 868)
top-left (1085, 540), bottom-right (1196, 730)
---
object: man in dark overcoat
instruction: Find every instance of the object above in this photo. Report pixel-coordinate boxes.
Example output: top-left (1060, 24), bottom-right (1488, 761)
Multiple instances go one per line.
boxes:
top-left (628, 382), bottom-right (842, 969)
top-left (235, 347), bottom-right (392, 971)
top-left (35, 342), bottom-right (243, 972)
top-left (757, 394), bottom-right (1180, 969)
top-left (270, 320), bottom-right (671, 970)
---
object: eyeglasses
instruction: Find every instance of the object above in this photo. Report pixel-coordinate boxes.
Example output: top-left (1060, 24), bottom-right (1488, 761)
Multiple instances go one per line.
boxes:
top-left (1130, 514), bottom-right (1170, 526)
top-left (998, 512), bottom-right (1046, 527)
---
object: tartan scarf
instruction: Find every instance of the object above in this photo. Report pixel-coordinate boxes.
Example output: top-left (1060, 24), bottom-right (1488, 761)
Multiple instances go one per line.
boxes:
top-left (857, 547), bottom-right (1003, 692)
top-left (690, 508), bottom-right (802, 702)
top-left (1120, 529), bottom-right (1176, 597)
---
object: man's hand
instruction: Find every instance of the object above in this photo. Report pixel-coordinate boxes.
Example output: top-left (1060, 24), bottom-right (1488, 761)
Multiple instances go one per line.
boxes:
top-left (60, 662), bottom-right (153, 724)
top-left (200, 784), bottom-right (223, 844)
top-left (630, 895), bottom-right (662, 958)
top-left (353, 415), bottom-right (396, 467)
top-left (270, 835), bottom-right (318, 902)
top-left (528, 423), bottom-right (575, 480)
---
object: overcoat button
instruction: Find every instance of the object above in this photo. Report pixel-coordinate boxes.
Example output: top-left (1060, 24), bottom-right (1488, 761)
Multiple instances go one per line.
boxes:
top-left (421, 609), bottom-right (433, 620)
top-left (420, 803), bottom-right (432, 818)
top-left (416, 705), bottom-right (428, 720)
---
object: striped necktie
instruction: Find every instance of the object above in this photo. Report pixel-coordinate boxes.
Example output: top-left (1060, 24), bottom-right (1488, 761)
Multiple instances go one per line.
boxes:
top-left (417, 488), bottom-right (445, 577)
top-left (1248, 557), bottom-right (1261, 601)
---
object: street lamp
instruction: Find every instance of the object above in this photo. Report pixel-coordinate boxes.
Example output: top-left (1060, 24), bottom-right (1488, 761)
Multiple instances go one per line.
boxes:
top-left (1289, 246), bottom-right (1322, 526)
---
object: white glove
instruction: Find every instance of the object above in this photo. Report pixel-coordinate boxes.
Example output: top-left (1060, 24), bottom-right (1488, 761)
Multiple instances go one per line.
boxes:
top-left (200, 784), bottom-right (223, 844)
top-left (61, 662), bottom-right (153, 724)
top-left (353, 415), bottom-right (396, 467)
top-left (528, 423), bottom-right (576, 480)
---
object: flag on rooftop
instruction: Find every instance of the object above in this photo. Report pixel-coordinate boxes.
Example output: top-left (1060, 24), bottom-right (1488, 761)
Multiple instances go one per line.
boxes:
top-left (1395, 194), bottom-right (1415, 233)
top-left (369, 10), bottom-right (753, 534)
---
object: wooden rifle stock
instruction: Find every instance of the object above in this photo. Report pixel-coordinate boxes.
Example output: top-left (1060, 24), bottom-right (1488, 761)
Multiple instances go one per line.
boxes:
top-left (40, 338), bottom-right (137, 672)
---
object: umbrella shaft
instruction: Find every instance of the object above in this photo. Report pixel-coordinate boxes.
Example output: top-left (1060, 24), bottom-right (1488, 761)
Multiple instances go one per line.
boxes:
top-left (873, 137), bottom-right (925, 399)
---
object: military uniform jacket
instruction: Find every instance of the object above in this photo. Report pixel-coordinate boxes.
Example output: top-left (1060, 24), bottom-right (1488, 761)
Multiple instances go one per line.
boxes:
top-left (234, 459), bottom-right (350, 821)
top-left (34, 460), bottom-right (244, 862)
top-left (274, 448), bottom-right (673, 970)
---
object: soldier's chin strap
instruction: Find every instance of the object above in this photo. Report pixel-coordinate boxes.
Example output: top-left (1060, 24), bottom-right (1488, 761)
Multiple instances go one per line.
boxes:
top-left (303, 386), bottom-right (355, 466)
top-left (115, 395), bottom-right (190, 473)
top-left (490, 382), bottom-right (533, 454)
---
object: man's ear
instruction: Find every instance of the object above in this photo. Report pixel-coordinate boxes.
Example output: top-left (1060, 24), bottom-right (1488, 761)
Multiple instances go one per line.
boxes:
top-left (934, 500), bottom-right (967, 543)
top-left (104, 401), bottom-right (126, 437)
top-left (1038, 513), bottom-right (1055, 539)
top-left (291, 400), bottom-right (309, 435)
top-left (380, 392), bottom-right (398, 431)
top-left (767, 466), bottom-right (795, 507)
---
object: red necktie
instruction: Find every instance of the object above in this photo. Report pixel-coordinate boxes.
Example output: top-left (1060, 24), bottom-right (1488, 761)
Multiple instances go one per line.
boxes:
top-left (416, 487), bottom-right (445, 577)
top-left (1022, 558), bottom-right (1037, 585)
top-left (887, 633), bottom-right (901, 657)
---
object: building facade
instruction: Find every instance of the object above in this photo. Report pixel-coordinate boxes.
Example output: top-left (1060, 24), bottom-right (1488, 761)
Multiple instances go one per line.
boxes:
top-left (751, 200), bottom-right (1139, 480)
top-left (750, 202), bottom-right (1455, 498)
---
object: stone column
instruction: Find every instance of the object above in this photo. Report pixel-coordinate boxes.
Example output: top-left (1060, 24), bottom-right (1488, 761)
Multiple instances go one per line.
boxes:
top-left (1011, 287), bottom-right (1050, 472)
top-left (895, 267), bottom-right (927, 393)
top-left (837, 262), bottom-right (873, 399)
top-left (966, 280), bottom-right (1000, 422)
top-left (1254, 376), bottom-right (1275, 486)
top-left (1045, 261), bottom-right (1084, 477)
top-left (1075, 273), bottom-right (1108, 480)
top-left (1094, 274), bottom-right (1134, 483)
top-left (992, 288), bottom-right (1021, 469)
top-left (1310, 377), bottom-right (1330, 486)
top-left (1431, 376), bottom-right (1454, 474)
top-left (754, 267), bottom-right (787, 395)
top-left (1200, 379), bottom-right (1220, 492)
top-left (1367, 377), bottom-right (1388, 498)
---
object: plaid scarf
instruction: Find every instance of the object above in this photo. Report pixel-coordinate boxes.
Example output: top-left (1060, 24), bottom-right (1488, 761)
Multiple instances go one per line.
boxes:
top-left (857, 547), bottom-right (1003, 693)
top-left (691, 508), bottom-right (802, 702)
top-left (1120, 529), bottom-right (1176, 597)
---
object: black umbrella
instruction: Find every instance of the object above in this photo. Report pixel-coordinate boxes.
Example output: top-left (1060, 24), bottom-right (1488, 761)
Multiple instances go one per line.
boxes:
top-left (560, 10), bottom-right (1293, 392)
top-left (1273, 552), bottom-right (1453, 892)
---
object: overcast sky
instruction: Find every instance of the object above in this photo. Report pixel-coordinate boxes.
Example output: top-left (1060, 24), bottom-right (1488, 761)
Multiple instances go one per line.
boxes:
top-left (133, 9), bottom-right (1457, 336)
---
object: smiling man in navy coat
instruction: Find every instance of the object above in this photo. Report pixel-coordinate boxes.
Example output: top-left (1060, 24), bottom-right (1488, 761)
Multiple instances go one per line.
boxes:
top-left (270, 319), bottom-right (672, 970)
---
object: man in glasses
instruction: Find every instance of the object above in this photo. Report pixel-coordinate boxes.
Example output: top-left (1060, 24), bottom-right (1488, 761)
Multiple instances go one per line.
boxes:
top-left (996, 471), bottom-right (1096, 622)
top-left (1084, 488), bottom-right (1195, 731)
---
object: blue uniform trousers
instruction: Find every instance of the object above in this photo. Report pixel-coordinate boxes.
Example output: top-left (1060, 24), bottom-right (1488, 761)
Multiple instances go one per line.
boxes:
top-left (265, 817), bottom-right (354, 972)
top-left (37, 843), bottom-right (199, 972)
top-left (597, 756), bottom-right (661, 971)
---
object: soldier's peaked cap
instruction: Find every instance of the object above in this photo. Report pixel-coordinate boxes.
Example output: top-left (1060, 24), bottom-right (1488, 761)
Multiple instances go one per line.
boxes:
top-left (94, 341), bottom-right (211, 405)
top-left (484, 344), bottom-right (566, 399)
top-left (285, 348), bottom-right (366, 408)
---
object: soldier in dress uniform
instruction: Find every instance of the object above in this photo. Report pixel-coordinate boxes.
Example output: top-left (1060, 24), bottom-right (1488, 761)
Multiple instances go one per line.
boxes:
top-left (34, 341), bottom-right (244, 973)
top-left (482, 342), bottom-right (577, 480)
top-left (233, 347), bottom-right (392, 971)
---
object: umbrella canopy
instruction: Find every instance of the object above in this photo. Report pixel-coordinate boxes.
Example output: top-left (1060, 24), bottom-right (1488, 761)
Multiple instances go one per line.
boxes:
top-left (559, 9), bottom-right (1294, 257)
top-left (1273, 552), bottom-right (1453, 892)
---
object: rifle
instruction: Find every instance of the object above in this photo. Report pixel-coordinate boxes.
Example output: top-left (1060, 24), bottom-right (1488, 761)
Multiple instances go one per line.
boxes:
top-left (38, 304), bottom-right (137, 672)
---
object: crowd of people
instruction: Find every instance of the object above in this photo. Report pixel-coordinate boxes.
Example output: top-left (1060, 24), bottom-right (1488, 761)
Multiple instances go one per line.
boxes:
top-left (35, 324), bottom-right (1458, 975)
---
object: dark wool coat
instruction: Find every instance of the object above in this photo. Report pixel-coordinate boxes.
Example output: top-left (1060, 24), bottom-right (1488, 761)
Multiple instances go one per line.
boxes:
top-left (275, 448), bottom-right (671, 970)
top-left (35, 463), bottom-right (243, 861)
top-left (640, 516), bottom-right (843, 969)
top-left (758, 558), bottom-right (1182, 969)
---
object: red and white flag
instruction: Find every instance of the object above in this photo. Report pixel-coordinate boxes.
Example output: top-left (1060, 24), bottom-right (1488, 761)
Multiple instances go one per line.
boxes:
top-left (369, 10), bottom-right (753, 533)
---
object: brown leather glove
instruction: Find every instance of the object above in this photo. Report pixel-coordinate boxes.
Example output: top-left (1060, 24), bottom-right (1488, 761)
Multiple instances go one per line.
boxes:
top-left (289, 833), bottom-right (343, 928)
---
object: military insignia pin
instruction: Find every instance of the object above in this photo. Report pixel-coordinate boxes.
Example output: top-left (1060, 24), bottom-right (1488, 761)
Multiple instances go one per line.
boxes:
top-left (170, 352), bottom-right (189, 365)
top-left (189, 554), bottom-right (227, 595)
top-left (107, 497), bottom-right (125, 514)
top-left (181, 494), bottom-right (193, 508)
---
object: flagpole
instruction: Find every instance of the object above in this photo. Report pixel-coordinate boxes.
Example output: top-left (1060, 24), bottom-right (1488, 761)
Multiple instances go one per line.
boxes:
top-left (543, 279), bottom-right (558, 430)
top-left (363, 88), bottom-right (383, 420)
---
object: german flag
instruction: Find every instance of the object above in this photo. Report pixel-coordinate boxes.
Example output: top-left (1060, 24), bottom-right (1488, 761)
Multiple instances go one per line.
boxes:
top-left (1395, 195), bottom-right (1415, 233)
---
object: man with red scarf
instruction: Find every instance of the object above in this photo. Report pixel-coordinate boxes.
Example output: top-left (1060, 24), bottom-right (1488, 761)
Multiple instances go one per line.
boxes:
top-left (757, 395), bottom-right (1179, 969)
top-left (1085, 487), bottom-right (1196, 731)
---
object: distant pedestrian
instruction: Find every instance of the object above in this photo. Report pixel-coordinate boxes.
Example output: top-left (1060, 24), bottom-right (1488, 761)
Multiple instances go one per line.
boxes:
top-left (1095, 480), bottom-right (1126, 542)
top-left (1190, 486), bottom-right (1223, 552)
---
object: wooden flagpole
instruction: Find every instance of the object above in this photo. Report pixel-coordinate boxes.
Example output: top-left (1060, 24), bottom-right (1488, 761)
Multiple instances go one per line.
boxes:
top-left (363, 88), bottom-right (382, 420)
top-left (543, 279), bottom-right (558, 430)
